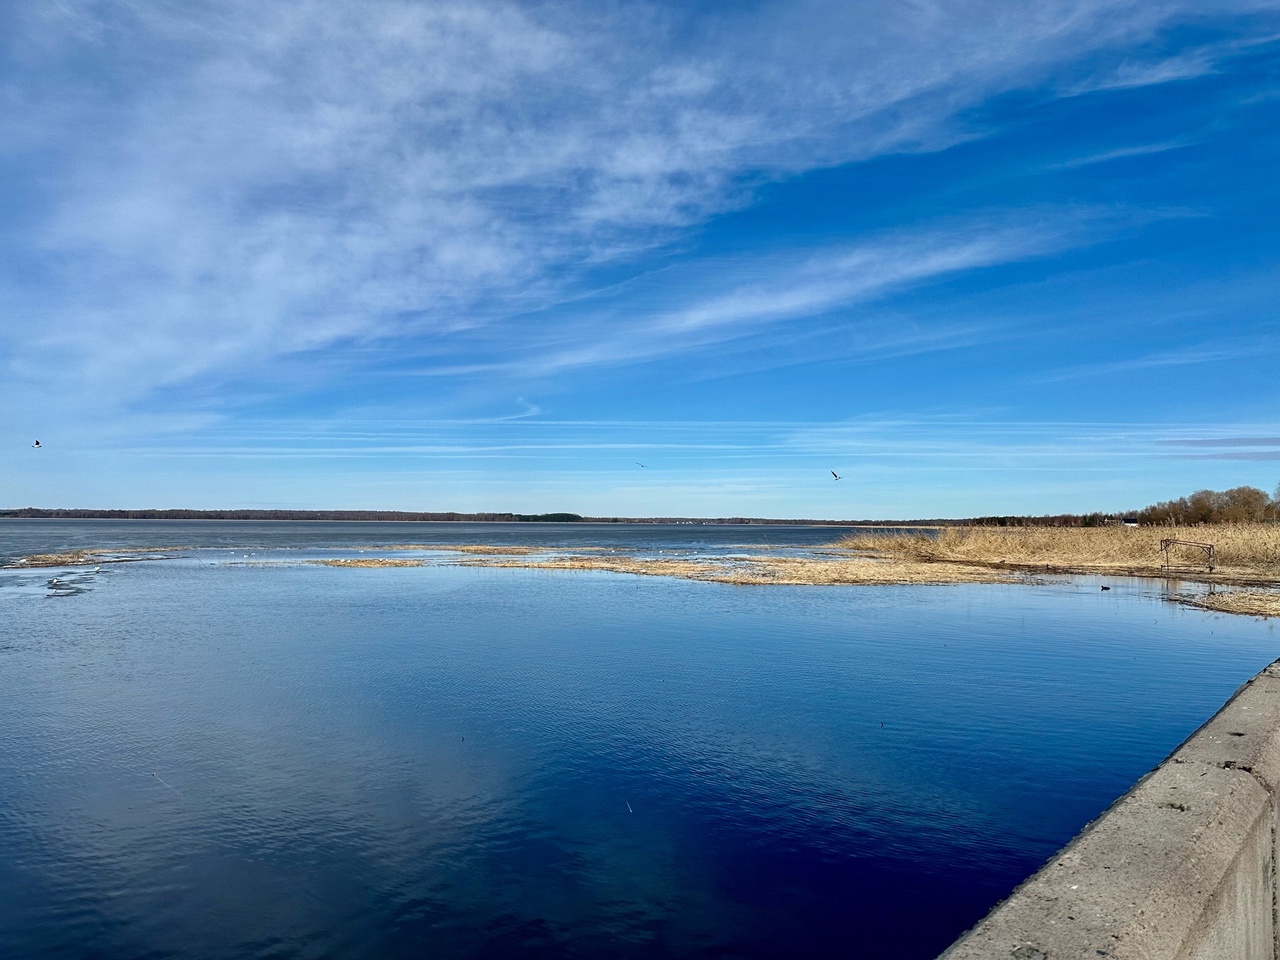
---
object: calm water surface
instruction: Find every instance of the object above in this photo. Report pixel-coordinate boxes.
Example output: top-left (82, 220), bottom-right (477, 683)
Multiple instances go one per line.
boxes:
top-left (0, 519), bottom-right (861, 566)
top-left (1, 521), bottom-right (1277, 959)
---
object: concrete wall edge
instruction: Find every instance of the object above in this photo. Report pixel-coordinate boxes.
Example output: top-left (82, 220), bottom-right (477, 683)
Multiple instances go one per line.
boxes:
top-left (939, 657), bottom-right (1280, 960)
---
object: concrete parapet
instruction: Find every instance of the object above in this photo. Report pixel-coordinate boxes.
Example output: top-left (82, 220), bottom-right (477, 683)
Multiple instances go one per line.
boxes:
top-left (940, 660), bottom-right (1280, 960)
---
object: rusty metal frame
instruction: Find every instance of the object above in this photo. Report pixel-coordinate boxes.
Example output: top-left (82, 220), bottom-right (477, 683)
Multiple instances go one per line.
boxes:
top-left (1160, 538), bottom-right (1215, 573)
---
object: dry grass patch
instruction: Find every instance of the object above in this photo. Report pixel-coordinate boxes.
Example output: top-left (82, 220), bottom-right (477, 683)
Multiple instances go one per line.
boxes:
top-left (312, 558), bottom-right (426, 568)
top-left (6, 549), bottom-right (170, 568)
top-left (368, 543), bottom-right (554, 555)
top-left (460, 553), bottom-right (1018, 586)
top-left (837, 524), bottom-right (1280, 584)
top-left (6, 550), bottom-right (101, 568)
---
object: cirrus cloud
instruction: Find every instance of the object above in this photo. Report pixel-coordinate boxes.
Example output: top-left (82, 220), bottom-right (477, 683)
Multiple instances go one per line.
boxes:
top-left (1, 0), bottom-right (1275, 408)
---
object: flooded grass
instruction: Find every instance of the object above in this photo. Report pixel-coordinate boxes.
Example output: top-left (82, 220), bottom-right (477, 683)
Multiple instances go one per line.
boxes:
top-left (12, 525), bottom-right (1280, 614)
top-left (1170, 590), bottom-right (1280, 618)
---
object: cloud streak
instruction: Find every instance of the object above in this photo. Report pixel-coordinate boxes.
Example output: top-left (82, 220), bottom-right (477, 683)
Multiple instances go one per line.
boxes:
top-left (1034, 342), bottom-right (1259, 383)
top-left (414, 207), bottom-right (1114, 377)
top-left (2, 0), bottom-right (1273, 410)
top-left (1050, 137), bottom-right (1199, 169)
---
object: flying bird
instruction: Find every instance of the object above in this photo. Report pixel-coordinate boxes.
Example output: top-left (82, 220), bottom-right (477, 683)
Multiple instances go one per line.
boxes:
top-left (32, 440), bottom-right (41, 448)
top-left (636, 462), bottom-right (648, 468)
top-left (831, 470), bottom-right (842, 480)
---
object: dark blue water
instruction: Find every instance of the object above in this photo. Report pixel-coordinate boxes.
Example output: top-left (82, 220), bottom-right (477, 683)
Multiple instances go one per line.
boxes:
top-left (1, 522), bottom-right (1277, 959)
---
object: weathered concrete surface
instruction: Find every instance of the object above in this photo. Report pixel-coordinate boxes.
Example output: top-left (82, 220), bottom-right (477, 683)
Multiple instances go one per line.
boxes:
top-left (940, 660), bottom-right (1280, 960)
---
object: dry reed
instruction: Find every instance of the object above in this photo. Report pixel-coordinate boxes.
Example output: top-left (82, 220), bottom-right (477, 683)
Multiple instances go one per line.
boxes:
top-left (837, 524), bottom-right (1280, 583)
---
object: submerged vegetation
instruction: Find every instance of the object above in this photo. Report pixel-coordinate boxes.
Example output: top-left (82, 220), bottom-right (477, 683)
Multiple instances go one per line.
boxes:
top-left (10, 530), bottom-right (1279, 617)
top-left (1172, 591), bottom-right (1280, 618)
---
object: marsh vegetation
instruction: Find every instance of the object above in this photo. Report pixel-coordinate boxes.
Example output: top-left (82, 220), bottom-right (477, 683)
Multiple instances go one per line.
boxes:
top-left (836, 524), bottom-right (1280, 580)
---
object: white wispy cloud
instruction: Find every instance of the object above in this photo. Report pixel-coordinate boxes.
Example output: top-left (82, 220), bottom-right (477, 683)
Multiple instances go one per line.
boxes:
top-left (1063, 51), bottom-right (1222, 96)
top-left (1034, 341), bottom-right (1260, 383)
top-left (0, 0), bottom-right (1272, 411)
top-left (101, 414), bottom-right (1280, 463)
top-left (1156, 434), bottom-right (1280, 462)
top-left (1050, 137), bottom-right (1199, 169)
top-left (1062, 26), bottom-right (1280, 97)
top-left (15, 411), bottom-right (1277, 513)
top-left (379, 204), bottom-right (1121, 382)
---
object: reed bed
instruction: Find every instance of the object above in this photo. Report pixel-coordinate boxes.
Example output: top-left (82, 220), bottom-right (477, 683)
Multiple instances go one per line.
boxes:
top-left (837, 524), bottom-right (1280, 581)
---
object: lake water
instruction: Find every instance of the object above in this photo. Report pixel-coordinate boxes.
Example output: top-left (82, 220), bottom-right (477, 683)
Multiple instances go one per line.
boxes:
top-left (1, 520), bottom-right (1277, 959)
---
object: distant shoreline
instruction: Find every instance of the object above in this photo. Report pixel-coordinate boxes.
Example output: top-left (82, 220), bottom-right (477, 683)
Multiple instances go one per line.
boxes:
top-left (0, 509), bottom-right (947, 526)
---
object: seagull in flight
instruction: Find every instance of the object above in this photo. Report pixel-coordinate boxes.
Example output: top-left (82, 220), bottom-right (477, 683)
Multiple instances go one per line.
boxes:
top-left (636, 462), bottom-right (648, 468)
top-left (831, 470), bottom-right (842, 480)
top-left (32, 440), bottom-right (41, 448)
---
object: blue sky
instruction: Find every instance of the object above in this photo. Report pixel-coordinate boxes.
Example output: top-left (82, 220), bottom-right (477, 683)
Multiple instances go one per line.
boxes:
top-left (2, 0), bottom-right (1278, 518)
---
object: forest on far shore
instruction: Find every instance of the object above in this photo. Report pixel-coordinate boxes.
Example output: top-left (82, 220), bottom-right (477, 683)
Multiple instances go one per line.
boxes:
top-left (4, 483), bottom-right (1277, 527)
top-left (971, 483), bottom-right (1280, 527)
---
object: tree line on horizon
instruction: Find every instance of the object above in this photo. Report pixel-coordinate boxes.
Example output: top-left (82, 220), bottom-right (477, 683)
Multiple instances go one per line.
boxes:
top-left (0, 508), bottom-right (866, 525)
top-left (4, 484), bottom-right (1276, 525)
top-left (1133, 484), bottom-right (1279, 525)
top-left (0, 508), bottom-right (588, 522)
top-left (970, 483), bottom-right (1280, 527)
